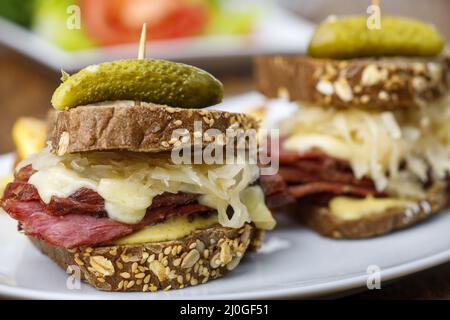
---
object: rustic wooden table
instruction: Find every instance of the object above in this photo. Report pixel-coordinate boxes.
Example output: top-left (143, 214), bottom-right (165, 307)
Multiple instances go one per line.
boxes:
top-left (0, 45), bottom-right (449, 299)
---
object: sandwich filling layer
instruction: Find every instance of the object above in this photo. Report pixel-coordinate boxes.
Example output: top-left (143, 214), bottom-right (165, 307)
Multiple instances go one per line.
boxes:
top-left (2, 149), bottom-right (277, 248)
top-left (271, 96), bottom-right (450, 211)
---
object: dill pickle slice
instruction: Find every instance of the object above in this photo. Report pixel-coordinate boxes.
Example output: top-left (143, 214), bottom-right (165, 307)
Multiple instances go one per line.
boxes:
top-left (308, 16), bottom-right (444, 59)
top-left (51, 59), bottom-right (223, 110)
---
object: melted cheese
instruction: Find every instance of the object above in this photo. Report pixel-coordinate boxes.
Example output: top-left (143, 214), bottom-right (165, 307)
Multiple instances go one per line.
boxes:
top-left (329, 196), bottom-right (411, 220)
top-left (114, 214), bottom-right (219, 245)
top-left (284, 134), bottom-right (353, 161)
top-left (241, 185), bottom-right (276, 230)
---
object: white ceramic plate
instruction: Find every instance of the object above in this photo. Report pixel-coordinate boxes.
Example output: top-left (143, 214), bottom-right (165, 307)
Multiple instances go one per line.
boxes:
top-left (1, 93), bottom-right (450, 299)
top-left (0, 2), bottom-right (314, 72)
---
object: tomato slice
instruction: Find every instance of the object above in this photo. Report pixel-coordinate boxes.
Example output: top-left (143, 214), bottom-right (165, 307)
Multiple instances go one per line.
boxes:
top-left (79, 0), bottom-right (210, 46)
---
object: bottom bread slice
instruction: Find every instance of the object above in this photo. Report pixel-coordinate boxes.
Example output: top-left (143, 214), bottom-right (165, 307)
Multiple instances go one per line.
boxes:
top-left (30, 223), bottom-right (261, 292)
top-left (295, 184), bottom-right (448, 239)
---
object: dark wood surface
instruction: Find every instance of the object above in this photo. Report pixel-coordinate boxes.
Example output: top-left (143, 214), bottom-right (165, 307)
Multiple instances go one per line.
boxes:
top-left (0, 44), bottom-right (449, 300)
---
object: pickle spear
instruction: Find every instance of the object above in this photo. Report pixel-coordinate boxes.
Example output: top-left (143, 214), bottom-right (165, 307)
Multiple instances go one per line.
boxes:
top-left (51, 59), bottom-right (223, 109)
top-left (308, 16), bottom-right (444, 59)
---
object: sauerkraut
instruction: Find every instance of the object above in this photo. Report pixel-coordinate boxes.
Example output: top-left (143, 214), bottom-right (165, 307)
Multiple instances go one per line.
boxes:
top-left (18, 148), bottom-right (260, 228)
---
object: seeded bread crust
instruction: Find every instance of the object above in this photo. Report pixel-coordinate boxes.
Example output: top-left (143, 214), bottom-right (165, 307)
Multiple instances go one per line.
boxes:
top-left (48, 101), bottom-right (259, 155)
top-left (30, 223), bottom-right (260, 292)
top-left (254, 55), bottom-right (449, 110)
top-left (295, 184), bottom-right (447, 239)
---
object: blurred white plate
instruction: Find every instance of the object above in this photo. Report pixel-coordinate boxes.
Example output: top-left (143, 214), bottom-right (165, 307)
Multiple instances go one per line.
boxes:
top-left (0, 2), bottom-right (314, 72)
top-left (0, 93), bottom-right (449, 299)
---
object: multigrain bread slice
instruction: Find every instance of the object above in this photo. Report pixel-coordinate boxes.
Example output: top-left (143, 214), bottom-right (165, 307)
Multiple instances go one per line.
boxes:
top-left (294, 184), bottom-right (447, 239)
top-left (48, 101), bottom-right (259, 155)
top-left (254, 55), bottom-right (449, 110)
top-left (30, 223), bottom-right (263, 292)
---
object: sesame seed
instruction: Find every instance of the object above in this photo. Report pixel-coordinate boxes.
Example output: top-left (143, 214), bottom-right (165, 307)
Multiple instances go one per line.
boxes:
top-left (316, 79), bottom-right (334, 96)
top-left (149, 285), bottom-right (158, 292)
top-left (144, 274), bottom-right (151, 284)
top-left (138, 266), bottom-right (146, 272)
top-left (378, 90), bottom-right (389, 101)
top-left (189, 242), bottom-right (197, 250)
top-left (120, 272), bottom-right (131, 279)
top-left (135, 273), bottom-right (146, 279)
top-left (173, 258), bottom-right (181, 267)
top-left (360, 95), bottom-right (370, 104)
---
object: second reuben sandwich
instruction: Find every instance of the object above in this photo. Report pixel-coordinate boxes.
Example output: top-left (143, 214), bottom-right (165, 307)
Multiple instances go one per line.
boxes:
top-left (255, 16), bottom-right (450, 239)
top-left (1, 58), bottom-right (278, 292)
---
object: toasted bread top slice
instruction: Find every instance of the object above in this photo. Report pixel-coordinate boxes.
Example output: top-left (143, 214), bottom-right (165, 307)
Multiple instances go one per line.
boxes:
top-left (254, 55), bottom-right (449, 110)
top-left (48, 101), bottom-right (258, 154)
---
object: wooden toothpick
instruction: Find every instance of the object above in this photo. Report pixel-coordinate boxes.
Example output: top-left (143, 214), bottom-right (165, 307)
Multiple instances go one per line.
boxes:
top-left (372, 0), bottom-right (380, 6)
top-left (136, 23), bottom-right (147, 107)
top-left (138, 23), bottom-right (147, 60)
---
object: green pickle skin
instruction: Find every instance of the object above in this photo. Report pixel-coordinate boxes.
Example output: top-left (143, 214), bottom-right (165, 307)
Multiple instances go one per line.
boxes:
top-left (51, 59), bottom-right (224, 110)
top-left (308, 16), bottom-right (444, 59)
